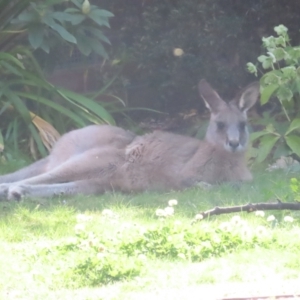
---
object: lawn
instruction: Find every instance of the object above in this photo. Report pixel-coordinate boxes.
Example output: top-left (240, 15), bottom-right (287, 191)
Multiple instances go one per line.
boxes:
top-left (0, 163), bottom-right (300, 300)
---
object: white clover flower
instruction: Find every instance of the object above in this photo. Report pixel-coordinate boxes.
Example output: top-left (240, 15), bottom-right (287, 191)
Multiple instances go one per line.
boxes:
top-left (267, 215), bottom-right (276, 222)
top-left (256, 225), bottom-right (267, 237)
top-left (102, 209), bottom-right (114, 218)
top-left (96, 252), bottom-right (106, 259)
top-left (156, 209), bottom-right (167, 217)
top-left (76, 213), bottom-right (92, 223)
top-left (240, 226), bottom-right (252, 240)
top-left (219, 222), bottom-right (232, 232)
top-left (230, 215), bottom-right (242, 226)
top-left (174, 220), bottom-right (182, 226)
top-left (255, 211), bottom-right (265, 217)
top-left (283, 216), bottom-right (294, 223)
top-left (168, 199), bottom-right (178, 206)
top-left (195, 214), bottom-right (204, 220)
top-left (164, 206), bottom-right (174, 216)
top-left (138, 254), bottom-right (147, 261)
top-left (74, 223), bottom-right (85, 234)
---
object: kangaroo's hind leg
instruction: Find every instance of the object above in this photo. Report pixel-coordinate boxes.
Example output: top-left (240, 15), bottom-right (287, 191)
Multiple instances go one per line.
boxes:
top-left (0, 157), bottom-right (50, 184)
top-left (0, 147), bottom-right (124, 200)
top-left (14, 147), bottom-right (123, 186)
top-left (6, 178), bottom-right (113, 201)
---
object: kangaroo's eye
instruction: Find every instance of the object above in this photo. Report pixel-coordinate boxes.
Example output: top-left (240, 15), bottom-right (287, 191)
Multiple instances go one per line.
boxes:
top-left (239, 121), bottom-right (246, 131)
top-left (216, 122), bottom-right (225, 130)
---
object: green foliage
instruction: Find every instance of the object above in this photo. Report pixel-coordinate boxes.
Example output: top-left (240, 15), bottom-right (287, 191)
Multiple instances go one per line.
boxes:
top-left (119, 220), bottom-right (275, 262)
top-left (248, 25), bottom-right (300, 162)
top-left (290, 177), bottom-right (300, 201)
top-left (40, 227), bottom-right (143, 288)
top-left (0, 0), bottom-right (115, 158)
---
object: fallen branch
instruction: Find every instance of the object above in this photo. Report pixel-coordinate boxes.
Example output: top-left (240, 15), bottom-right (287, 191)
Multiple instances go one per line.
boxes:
top-left (196, 200), bottom-right (300, 220)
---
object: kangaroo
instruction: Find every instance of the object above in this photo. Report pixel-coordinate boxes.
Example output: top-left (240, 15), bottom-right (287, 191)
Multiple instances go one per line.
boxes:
top-left (0, 80), bottom-right (259, 200)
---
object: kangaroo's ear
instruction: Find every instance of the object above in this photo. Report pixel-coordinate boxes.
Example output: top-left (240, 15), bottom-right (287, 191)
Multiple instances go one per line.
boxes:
top-left (198, 79), bottom-right (226, 113)
top-left (232, 82), bottom-right (260, 113)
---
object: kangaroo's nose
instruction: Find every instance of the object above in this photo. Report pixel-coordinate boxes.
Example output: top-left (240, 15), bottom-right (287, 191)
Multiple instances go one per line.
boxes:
top-left (228, 140), bottom-right (239, 150)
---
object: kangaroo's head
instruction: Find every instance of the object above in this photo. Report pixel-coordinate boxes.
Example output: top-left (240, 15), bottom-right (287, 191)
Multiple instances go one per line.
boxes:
top-left (198, 80), bottom-right (260, 153)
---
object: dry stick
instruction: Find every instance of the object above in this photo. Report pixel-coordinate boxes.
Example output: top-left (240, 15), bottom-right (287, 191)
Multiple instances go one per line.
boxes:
top-left (197, 200), bottom-right (300, 220)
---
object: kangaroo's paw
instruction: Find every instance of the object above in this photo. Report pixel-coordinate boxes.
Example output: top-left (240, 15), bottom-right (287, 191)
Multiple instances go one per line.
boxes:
top-left (0, 184), bottom-right (9, 201)
top-left (7, 185), bottom-right (29, 201)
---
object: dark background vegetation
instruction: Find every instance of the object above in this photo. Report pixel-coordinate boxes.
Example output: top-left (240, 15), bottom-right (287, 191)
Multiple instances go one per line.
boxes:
top-left (88, 0), bottom-right (300, 118)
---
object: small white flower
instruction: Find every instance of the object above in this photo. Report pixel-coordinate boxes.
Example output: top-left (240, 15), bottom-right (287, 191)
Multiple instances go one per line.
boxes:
top-left (195, 214), bottom-right (204, 220)
top-left (156, 209), bottom-right (167, 217)
top-left (256, 225), bottom-right (267, 237)
top-left (255, 211), bottom-right (265, 217)
top-left (283, 216), bottom-right (294, 223)
top-left (138, 254), bottom-right (147, 261)
top-left (230, 215), bottom-right (242, 226)
top-left (74, 223), bottom-right (85, 234)
top-left (102, 209), bottom-right (114, 218)
top-left (240, 226), bottom-right (252, 240)
top-left (174, 220), bottom-right (182, 226)
top-left (164, 206), bottom-right (174, 216)
top-left (168, 199), bottom-right (178, 206)
top-left (267, 215), bottom-right (276, 222)
top-left (76, 214), bottom-right (92, 223)
top-left (219, 222), bottom-right (232, 232)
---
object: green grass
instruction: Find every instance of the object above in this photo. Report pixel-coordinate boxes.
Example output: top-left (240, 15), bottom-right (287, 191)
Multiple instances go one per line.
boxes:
top-left (0, 163), bottom-right (300, 299)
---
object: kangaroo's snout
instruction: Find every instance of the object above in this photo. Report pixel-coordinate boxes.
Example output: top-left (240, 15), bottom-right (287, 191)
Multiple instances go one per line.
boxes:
top-left (228, 139), bottom-right (240, 151)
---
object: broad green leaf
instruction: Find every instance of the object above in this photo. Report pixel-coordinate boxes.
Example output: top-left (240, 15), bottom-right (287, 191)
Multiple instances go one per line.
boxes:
top-left (89, 9), bottom-right (114, 18)
top-left (246, 62), bottom-right (257, 76)
top-left (14, 10), bottom-right (37, 23)
top-left (76, 34), bottom-right (92, 56)
top-left (256, 135), bottom-right (280, 163)
top-left (28, 26), bottom-right (44, 49)
top-left (285, 135), bottom-right (300, 157)
top-left (250, 130), bottom-right (270, 142)
top-left (258, 55), bottom-right (267, 63)
top-left (52, 11), bottom-right (85, 25)
top-left (285, 118), bottom-right (300, 135)
top-left (277, 86), bottom-right (293, 102)
top-left (50, 22), bottom-right (77, 44)
top-left (262, 57), bottom-right (273, 69)
top-left (89, 11), bottom-right (110, 27)
top-left (5, 90), bottom-right (31, 123)
top-left (263, 73), bottom-right (280, 85)
top-left (57, 88), bottom-right (115, 125)
top-left (28, 123), bottom-right (47, 157)
top-left (281, 66), bottom-right (296, 79)
top-left (260, 84), bottom-right (278, 105)
top-left (272, 48), bottom-right (287, 61)
top-left (0, 52), bottom-right (24, 69)
top-left (273, 141), bottom-right (290, 159)
top-left (89, 38), bottom-right (108, 59)
top-left (16, 91), bottom-right (86, 127)
top-left (87, 27), bottom-right (111, 44)
top-left (274, 25), bottom-right (288, 36)
top-left (64, 8), bottom-right (81, 13)
top-left (43, 14), bottom-right (77, 44)
top-left (0, 60), bottom-right (22, 76)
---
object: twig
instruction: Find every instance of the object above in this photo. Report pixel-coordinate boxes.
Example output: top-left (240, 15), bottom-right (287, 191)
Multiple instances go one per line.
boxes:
top-left (197, 200), bottom-right (300, 220)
